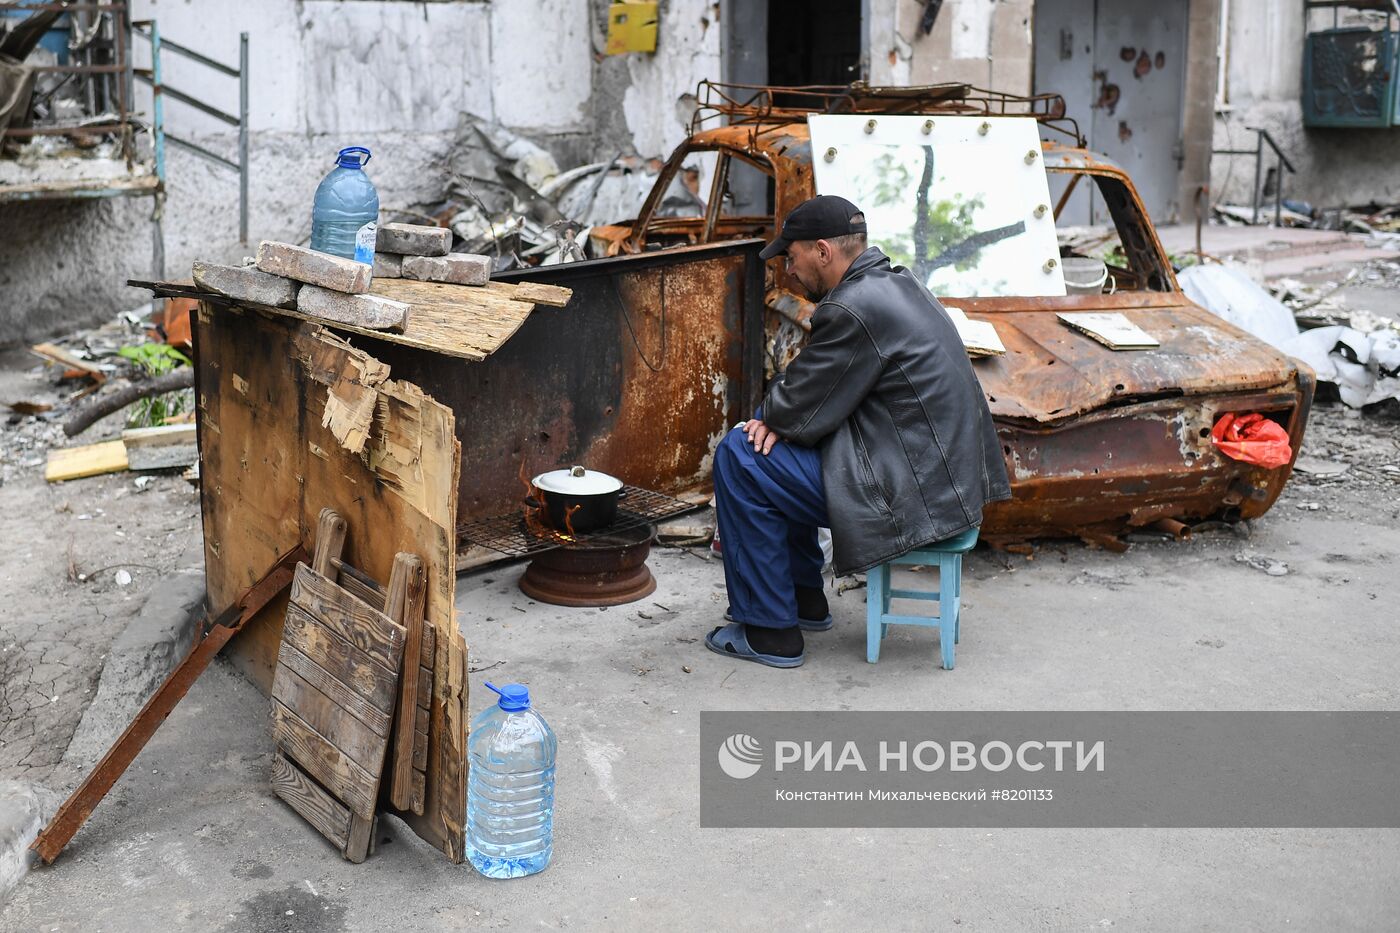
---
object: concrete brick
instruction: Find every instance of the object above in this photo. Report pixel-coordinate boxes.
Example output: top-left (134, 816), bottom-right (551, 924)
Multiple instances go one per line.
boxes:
top-left (401, 253), bottom-right (491, 286)
top-left (373, 253), bottom-right (403, 278)
top-left (297, 284), bottom-right (410, 332)
top-left (192, 261), bottom-right (300, 309)
top-left (376, 223), bottom-right (451, 257)
top-left (254, 241), bottom-right (372, 294)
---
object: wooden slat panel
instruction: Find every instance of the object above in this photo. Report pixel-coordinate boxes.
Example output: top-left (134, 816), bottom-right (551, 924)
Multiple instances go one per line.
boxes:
top-left (416, 666), bottom-right (432, 709)
top-left (415, 704), bottom-right (429, 735)
top-left (283, 604), bottom-right (397, 706)
top-left (274, 641), bottom-right (391, 737)
top-left (197, 314), bottom-right (467, 862)
top-left (412, 730), bottom-right (428, 771)
top-left (271, 752), bottom-right (351, 850)
top-left (335, 562), bottom-right (386, 612)
top-left (289, 564), bottom-right (405, 672)
top-left (272, 702), bottom-right (377, 818)
top-left (273, 667), bottom-right (389, 773)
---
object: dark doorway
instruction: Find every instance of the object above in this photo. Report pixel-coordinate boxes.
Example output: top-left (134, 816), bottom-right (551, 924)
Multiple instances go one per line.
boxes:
top-left (767, 0), bottom-right (862, 95)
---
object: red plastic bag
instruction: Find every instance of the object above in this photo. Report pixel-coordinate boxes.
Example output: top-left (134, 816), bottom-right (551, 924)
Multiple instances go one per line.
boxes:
top-left (1210, 413), bottom-right (1292, 469)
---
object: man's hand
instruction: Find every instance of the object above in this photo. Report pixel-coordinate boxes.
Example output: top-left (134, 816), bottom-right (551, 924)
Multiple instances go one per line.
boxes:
top-left (743, 419), bottom-right (782, 456)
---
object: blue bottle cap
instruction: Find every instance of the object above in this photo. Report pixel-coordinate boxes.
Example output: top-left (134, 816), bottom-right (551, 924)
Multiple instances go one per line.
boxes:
top-left (336, 146), bottom-right (371, 169)
top-left (485, 681), bottom-right (530, 711)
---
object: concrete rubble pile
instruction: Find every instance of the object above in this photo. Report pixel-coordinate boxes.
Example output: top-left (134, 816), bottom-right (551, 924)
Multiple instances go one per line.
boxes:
top-left (393, 119), bottom-right (703, 271)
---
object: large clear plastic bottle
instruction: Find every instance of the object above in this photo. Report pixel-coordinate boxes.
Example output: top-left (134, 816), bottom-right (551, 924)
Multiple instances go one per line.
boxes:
top-left (310, 146), bottom-right (379, 264)
top-left (466, 681), bottom-right (556, 878)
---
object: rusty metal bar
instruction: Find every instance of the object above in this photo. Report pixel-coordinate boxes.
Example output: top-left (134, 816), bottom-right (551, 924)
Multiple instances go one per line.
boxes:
top-left (163, 131), bottom-right (238, 170)
top-left (132, 70), bottom-right (239, 125)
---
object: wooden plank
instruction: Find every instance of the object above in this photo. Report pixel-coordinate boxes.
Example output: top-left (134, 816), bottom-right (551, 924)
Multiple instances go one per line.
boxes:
top-left (274, 641), bottom-right (391, 737)
top-left (30, 548), bottom-right (304, 864)
top-left (417, 666), bottom-right (432, 709)
top-left (333, 560), bottom-right (386, 612)
top-left (196, 313), bottom-right (466, 861)
top-left (272, 702), bottom-right (378, 818)
top-left (271, 751), bottom-right (351, 850)
top-left (415, 704), bottom-right (429, 736)
top-left (345, 814), bottom-right (374, 864)
top-left (496, 280), bottom-right (572, 307)
top-left (45, 440), bottom-right (128, 482)
top-left (122, 423), bottom-right (197, 448)
top-left (289, 564), bottom-right (405, 671)
top-left (412, 729), bottom-right (429, 771)
top-left (273, 665), bottom-right (389, 773)
top-left (409, 770), bottom-right (426, 816)
top-left (312, 509), bottom-right (347, 577)
top-left (30, 342), bottom-right (106, 379)
top-left (282, 605), bottom-right (398, 707)
top-left (388, 553), bottom-right (427, 812)
top-left (153, 276), bottom-right (570, 362)
top-left (123, 423), bottom-right (199, 471)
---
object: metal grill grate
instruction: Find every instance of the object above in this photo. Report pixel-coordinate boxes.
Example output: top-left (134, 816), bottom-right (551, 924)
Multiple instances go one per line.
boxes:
top-left (457, 485), bottom-right (704, 557)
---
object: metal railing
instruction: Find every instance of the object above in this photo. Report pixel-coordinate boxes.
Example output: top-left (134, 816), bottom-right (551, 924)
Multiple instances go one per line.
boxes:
top-left (1212, 127), bottom-right (1297, 225)
top-left (129, 20), bottom-right (248, 244)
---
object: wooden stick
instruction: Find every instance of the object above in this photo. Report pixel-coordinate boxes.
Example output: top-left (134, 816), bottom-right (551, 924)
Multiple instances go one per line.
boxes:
top-left (30, 545), bottom-right (308, 864)
top-left (385, 553), bottom-right (426, 813)
top-left (62, 368), bottom-right (195, 437)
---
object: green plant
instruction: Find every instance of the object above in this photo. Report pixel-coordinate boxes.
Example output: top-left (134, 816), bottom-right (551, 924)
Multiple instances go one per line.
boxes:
top-left (117, 342), bottom-right (193, 428)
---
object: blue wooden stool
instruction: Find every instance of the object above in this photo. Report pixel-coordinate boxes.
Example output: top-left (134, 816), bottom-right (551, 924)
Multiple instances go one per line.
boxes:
top-left (866, 526), bottom-right (980, 669)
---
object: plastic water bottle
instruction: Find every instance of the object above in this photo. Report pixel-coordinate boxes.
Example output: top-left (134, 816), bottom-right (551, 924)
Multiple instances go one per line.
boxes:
top-left (466, 681), bottom-right (557, 878)
top-left (310, 146), bottom-right (379, 265)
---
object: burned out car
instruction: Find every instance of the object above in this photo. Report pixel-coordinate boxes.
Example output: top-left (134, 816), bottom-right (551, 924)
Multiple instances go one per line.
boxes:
top-left (588, 82), bottom-right (1313, 546)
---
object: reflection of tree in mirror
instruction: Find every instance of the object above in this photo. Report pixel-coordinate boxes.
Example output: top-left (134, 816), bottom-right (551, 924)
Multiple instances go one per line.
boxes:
top-left (858, 147), bottom-right (1026, 287)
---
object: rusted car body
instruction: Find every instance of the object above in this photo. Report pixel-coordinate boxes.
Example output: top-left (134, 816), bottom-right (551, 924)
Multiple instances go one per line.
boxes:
top-left (588, 83), bottom-right (1313, 545)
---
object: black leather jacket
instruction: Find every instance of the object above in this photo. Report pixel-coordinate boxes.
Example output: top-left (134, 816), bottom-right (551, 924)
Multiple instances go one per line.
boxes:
top-left (763, 247), bottom-right (1011, 575)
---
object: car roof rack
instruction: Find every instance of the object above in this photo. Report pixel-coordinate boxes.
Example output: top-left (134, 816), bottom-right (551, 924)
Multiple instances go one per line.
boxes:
top-left (690, 80), bottom-right (1084, 145)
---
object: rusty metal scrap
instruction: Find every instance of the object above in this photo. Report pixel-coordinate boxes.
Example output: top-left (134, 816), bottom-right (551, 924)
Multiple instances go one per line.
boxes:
top-left (586, 92), bottom-right (1313, 546)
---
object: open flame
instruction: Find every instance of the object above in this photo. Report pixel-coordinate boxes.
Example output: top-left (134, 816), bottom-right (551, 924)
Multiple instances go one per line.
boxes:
top-left (519, 461), bottom-right (583, 544)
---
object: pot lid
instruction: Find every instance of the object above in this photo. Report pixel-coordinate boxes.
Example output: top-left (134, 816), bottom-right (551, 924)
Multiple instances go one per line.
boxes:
top-left (532, 465), bottom-right (624, 496)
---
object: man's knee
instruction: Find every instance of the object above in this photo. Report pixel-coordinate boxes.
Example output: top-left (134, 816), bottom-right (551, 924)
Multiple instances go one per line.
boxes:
top-left (717, 426), bottom-right (753, 471)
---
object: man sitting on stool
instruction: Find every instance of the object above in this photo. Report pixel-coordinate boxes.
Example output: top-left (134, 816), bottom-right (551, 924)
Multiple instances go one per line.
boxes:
top-left (706, 195), bottom-right (1011, 668)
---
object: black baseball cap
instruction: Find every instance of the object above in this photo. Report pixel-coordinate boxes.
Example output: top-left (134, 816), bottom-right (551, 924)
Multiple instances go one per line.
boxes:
top-left (759, 195), bottom-right (868, 261)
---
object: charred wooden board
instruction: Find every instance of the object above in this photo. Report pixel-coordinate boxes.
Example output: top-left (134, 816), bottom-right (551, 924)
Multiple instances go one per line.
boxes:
top-left (271, 512), bottom-right (406, 863)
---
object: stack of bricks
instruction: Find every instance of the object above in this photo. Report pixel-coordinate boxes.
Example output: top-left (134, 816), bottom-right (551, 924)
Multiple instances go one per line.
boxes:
top-left (192, 241), bottom-right (411, 332)
top-left (372, 222), bottom-right (492, 287)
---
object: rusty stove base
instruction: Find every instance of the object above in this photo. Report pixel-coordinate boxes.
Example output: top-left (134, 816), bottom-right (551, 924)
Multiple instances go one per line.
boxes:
top-left (518, 523), bottom-right (657, 607)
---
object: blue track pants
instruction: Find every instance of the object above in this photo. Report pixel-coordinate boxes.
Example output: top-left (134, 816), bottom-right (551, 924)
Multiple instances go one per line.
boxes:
top-left (712, 425), bottom-right (829, 629)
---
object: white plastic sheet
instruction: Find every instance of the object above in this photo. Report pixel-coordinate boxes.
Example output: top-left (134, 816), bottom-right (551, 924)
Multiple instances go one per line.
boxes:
top-left (1178, 264), bottom-right (1300, 352)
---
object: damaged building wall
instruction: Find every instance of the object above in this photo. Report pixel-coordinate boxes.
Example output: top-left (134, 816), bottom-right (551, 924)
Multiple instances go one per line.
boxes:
top-left (867, 0), bottom-right (1032, 95)
top-left (2, 0), bottom-right (1048, 344)
top-left (0, 0), bottom-right (720, 344)
top-left (1210, 0), bottom-right (1400, 210)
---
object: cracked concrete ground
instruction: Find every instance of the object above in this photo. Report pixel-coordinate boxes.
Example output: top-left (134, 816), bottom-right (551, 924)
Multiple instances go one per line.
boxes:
top-left (0, 347), bottom-right (203, 787)
top-left (3, 466), bottom-right (1400, 930)
top-left (2, 255), bottom-right (1399, 925)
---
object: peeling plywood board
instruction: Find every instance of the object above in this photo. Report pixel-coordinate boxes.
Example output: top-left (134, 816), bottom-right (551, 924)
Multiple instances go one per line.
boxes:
top-left (142, 278), bottom-right (571, 362)
top-left (193, 303), bottom-right (467, 862)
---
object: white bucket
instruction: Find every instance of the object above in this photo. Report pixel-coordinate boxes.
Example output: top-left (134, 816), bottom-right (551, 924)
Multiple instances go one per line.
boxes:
top-left (1062, 257), bottom-right (1109, 295)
